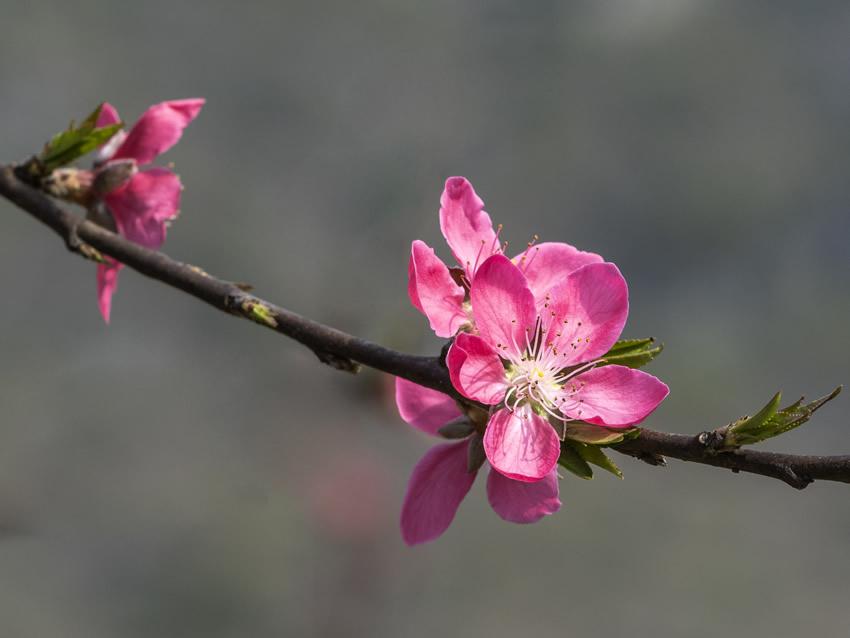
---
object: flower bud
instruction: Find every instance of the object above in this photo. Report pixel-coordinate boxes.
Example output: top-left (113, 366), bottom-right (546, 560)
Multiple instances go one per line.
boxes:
top-left (42, 168), bottom-right (95, 205)
top-left (93, 159), bottom-right (137, 196)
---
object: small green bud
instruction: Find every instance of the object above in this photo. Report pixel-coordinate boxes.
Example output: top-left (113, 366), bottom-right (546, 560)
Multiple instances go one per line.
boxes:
top-left (242, 300), bottom-right (278, 328)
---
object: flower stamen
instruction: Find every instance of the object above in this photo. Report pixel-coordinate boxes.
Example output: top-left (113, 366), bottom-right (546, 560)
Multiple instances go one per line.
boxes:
top-left (502, 312), bottom-right (602, 424)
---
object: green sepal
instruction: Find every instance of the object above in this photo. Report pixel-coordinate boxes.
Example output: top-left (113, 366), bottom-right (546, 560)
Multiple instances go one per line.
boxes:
top-left (599, 337), bottom-right (663, 369)
top-left (562, 422), bottom-right (630, 445)
top-left (438, 419), bottom-right (475, 439)
top-left (620, 427), bottom-right (641, 441)
top-left (467, 433), bottom-right (486, 473)
top-left (558, 441), bottom-right (593, 480)
top-left (573, 442), bottom-right (624, 479)
top-left (724, 386), bottom-right (842, 447)
top-left (40, 104), bottom-right (123, 172)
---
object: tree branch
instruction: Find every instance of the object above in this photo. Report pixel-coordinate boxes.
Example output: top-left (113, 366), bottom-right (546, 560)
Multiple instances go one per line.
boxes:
top-left (1, 164), bottom-right (846, 490)
top-left (614, 429), bottom-right (849, 489)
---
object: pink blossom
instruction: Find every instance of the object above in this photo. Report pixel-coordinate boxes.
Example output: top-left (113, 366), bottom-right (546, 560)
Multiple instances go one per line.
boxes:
top-left (408, 176), bottom-right (603, 337)
top-left (93, 99), bottom-right (205, 322)
top-left (396, 377), bottom-right (561, 546)
top-left (447, 254), bottom-right (669, 482)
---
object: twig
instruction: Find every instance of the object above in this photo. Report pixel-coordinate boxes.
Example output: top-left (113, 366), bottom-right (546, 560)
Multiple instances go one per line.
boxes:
top-left (1, 164), bottom-right (846, 489)
top-left (615, 429), bottom-right (849, 489)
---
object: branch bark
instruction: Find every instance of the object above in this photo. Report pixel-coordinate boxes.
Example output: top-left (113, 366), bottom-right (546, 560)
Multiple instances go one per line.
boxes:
top-left (1, 164), bottom-right (847, 490)
top-left (614, 430), bottom-right (849, 489)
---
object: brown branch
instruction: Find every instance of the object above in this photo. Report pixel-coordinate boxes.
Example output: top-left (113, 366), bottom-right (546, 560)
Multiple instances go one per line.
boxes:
top-left (1, 164), bottom-right (847, 490)
top-left (614, 429), bottom-right (849, 489)
top-left (0, 164), bottom-right (454, 396)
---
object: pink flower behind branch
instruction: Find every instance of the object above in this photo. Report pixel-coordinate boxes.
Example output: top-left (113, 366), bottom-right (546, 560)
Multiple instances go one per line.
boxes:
top-left (408, 176), bottom-right (603, 337)
top-left (395, 377), bottom-right (561, 546)
top-left (93, 98), bottom-right (205, 322)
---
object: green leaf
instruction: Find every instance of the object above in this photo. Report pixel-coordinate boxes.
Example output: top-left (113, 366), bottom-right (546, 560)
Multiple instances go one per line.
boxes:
top-left (574, 443), bottom-right (624, 479)
top-left (42, 125), bottom-right (121, 171)
top-left (724, 386), bottom-right (842, 447)
top-left (40, 104), bottom-right (123, 172)
top-left (558, 442), bottom-right (593, 480)
top-left (724, 392), bottom-right (781, 446)
top-left (765, 387), bottom-right (843, 435)
top-left (563, 422), bottom-right (630, 445)
top-left (605, 338), bottom-right (655, 354)
top-left (600, 337), bottom-right (663, 369)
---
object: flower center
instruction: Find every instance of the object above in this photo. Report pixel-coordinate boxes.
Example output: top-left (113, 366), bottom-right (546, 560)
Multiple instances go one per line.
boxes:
top-left (501, 319), bottom-right (598, 423)
top-left (505, 355), bottom-right (568, 421)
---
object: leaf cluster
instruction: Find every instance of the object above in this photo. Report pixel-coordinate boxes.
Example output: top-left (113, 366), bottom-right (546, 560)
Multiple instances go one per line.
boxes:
top-left (40, 104), bottom-right (122, 173)
top-left (724, 386), bottom-right (842, 448)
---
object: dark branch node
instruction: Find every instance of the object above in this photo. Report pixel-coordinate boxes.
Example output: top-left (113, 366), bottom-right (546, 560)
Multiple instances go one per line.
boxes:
top-left (315, 350), bottom-right (361, 374)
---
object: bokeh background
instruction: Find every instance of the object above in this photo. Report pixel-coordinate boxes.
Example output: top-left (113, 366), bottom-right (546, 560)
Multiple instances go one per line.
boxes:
top-left (1, 1), bottom-right (848, 636)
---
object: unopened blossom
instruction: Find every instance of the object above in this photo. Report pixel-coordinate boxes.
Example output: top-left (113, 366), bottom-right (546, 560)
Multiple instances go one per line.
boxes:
top-left (408, 176), bottom-right (603, 337)
top-left (395, 377), bottom-right (560, 545)
top-left (447, 254), bottom-right (669, 482)
top-left (93, 99), bottom-right (205, 322)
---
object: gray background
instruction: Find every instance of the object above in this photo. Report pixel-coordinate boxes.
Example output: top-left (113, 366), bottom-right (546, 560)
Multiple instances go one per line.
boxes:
top-left (1, 1), bottom-right (848, 636)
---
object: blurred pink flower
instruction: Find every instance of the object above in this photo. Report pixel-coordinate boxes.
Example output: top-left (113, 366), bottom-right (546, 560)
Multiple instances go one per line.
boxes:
top-left (447, 254), bottom-right (669, 482)
top-left (308, 450), bottom-right (393, 542)
top-left (396, 377), bottom-right (561, 546)
top-left (93, 99), bottom-right (205, 322)
top-left (408, 176), bottom-right (603, 337)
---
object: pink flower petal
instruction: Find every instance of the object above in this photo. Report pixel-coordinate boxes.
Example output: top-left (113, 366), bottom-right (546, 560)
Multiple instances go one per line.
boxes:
top-left (395, 377), bottom-right (463, 436)
top-left (513, 241), bottom-right (603, 306)
top-left (470, 254), bottom-right (536, 357)
top-left (113, 98), bottom-right (205, 165)
top-left (400, 441), bottom-right (477, 546)
top-left (104, 168), bottom-right (181, 250)
top-left (439, 177), bottom-right (500, 279)
top-left (96, 102), bottom-right (121, 127)
top-left (487, 467), bottom-right (561, 523)
top-left (95, 103), bottom-right (127, 163)
top-left (545, 262), bottom-right (629, 366)
top-left (407, 240), bottom-right (467, 338)
top-left (96, 259), bottom-right (123, 324)
top-left (446, 333), bottom-right (508, 405)
top-left (483, 406), bottom-right (561, 482)
top-left (560, 364), bottom-right (669, 427)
